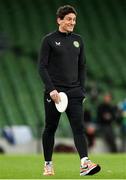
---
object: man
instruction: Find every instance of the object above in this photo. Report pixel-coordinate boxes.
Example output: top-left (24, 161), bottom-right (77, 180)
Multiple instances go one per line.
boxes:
top-left (38, 5), bottom-right (101, 176)
top-left (97, 93), bottom-right (118, 152)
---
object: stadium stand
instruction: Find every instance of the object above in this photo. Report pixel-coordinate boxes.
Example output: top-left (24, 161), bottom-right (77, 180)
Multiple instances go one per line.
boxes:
top-left (0, 0), bottom-right (126, 137)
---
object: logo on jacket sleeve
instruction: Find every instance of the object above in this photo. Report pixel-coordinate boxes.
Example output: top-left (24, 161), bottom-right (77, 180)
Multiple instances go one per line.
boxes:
top-left (73, 41), bottom-right (80, 48)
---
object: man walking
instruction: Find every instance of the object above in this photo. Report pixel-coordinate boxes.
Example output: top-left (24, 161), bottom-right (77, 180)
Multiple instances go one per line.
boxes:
top-left (38, 5), bottom-right (101, 176)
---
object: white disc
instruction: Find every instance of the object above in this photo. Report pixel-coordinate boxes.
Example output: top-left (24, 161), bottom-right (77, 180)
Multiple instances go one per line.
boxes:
top-left (55, 92), bottom-right (68, 113)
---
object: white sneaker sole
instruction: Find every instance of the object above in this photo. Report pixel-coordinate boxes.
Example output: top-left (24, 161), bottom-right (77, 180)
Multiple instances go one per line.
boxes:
top-left (80, 165), bottom-right (101, 176)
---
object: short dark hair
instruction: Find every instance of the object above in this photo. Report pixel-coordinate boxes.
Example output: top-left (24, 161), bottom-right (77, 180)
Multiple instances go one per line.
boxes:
top-left (56, 5), bottom-right (77, 19)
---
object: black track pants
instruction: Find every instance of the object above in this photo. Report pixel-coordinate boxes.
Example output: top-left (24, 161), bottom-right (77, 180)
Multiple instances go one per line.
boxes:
top-left (42, 93), bottom-right (88, 161)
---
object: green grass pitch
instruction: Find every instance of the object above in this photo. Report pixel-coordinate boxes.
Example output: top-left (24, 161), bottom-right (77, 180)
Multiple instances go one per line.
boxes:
top-left (0, 153), bottom-right (126, 179)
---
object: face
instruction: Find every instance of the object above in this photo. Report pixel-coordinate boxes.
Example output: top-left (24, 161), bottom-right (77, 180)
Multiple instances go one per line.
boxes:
top-left (57, 13), bottom-right (76, 33)
top-left (104, 95), bottom-right (112, 103)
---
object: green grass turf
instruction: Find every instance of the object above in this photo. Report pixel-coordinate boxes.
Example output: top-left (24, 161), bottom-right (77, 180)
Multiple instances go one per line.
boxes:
top-left (0, 153), bottom-right (126, 179)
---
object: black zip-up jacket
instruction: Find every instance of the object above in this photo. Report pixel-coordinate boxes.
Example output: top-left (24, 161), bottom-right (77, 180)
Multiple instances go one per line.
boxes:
top-left (38, 30), bottom-right (86, 94)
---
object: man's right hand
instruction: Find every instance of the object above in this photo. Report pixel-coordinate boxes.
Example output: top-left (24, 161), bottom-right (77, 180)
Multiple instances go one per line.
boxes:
top-left (50, 90), bottom-right (61, 104)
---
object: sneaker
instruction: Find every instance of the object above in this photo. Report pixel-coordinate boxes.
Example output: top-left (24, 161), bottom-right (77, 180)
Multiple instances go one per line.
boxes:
top-left (43, 163), bottom-right (54, 176)
top-left (80, 159), bottom-right (101, 176)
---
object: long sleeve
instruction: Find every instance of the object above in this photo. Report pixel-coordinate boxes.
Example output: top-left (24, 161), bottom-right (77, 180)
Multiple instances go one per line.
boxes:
top-left (38, 31), bottom-right (86, 92)
top-left (38, 37), bottom-right (55, 93)
top-left (78, 39), bottom-right (86, 92)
